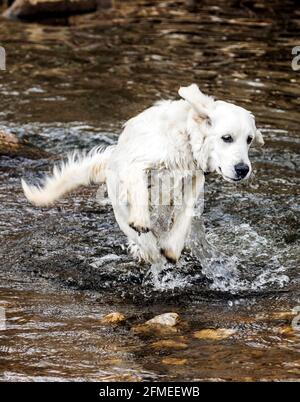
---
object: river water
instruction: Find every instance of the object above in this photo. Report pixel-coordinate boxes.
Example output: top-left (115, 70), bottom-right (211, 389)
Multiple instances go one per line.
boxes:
top-left (0, 0), bottom-right (299, 381)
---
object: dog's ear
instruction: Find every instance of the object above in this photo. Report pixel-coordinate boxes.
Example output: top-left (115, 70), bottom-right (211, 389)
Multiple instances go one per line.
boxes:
top-left (178, 84), bottom-right (213, 121)
top-left (253, 129), bottom-right (264, 147)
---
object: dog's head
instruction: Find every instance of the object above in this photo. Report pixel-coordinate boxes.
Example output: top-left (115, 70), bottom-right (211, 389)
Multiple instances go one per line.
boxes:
top-left (179, 84), bottom-right (264, 182)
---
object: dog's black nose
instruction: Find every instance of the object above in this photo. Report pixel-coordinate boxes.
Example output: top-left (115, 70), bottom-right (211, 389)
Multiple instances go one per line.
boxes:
top-left (234, 163), bottom-right (249, 179)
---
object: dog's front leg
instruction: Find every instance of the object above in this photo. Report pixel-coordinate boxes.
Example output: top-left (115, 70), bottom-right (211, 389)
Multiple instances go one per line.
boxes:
top-left (160, 171), bottom-right (204, 263)
top-left (127, 167), bottom-right (151, 235)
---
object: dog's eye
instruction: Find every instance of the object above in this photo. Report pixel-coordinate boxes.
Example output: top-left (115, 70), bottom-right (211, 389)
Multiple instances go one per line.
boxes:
top-left (247, 136), bottom-right (253, 145)
top-left (222, 135), bottom-right (233, 143)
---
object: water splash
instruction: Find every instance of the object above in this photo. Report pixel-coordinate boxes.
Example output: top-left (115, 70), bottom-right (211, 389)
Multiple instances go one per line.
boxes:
top-left (187, 214), bottom-right (290, 293)
top-left (145, 202), bottom-right (290, 294)
top-left (144, 261), bottom-right (190, 291)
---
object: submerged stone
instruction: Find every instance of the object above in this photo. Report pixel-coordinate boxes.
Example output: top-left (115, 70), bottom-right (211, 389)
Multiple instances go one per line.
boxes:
top-left (145, 312), bottom-right (180, 327)
top-left (150, 339), bottom-right (187, 350)
top-left (100, 312), bottom-right (125, 324)
top-left (193, 328), bottom-right (236, 340)
top-left (131, 323), bottom-right (179, 336)
top-left (162, 357), bottom-right (187, 365)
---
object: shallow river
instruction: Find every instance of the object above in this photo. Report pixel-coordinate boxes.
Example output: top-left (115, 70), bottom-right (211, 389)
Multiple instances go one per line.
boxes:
top-left (0, 0), bottom-right (299, 381)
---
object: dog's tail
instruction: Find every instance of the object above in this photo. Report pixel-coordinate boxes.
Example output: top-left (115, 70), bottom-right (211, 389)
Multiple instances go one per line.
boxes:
top-left (22, 146), bottom-right (115, 207)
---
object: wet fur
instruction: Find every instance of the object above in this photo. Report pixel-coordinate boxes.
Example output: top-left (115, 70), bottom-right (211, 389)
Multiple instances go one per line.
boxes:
top-left (22, 84), bottom-right (264, 263)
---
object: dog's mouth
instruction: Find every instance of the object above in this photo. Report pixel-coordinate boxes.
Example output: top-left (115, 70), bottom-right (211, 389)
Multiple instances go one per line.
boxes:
top-left (217, 167), bottom-right (242, 183)
top-left (223, 175), bottom-right (242, 182)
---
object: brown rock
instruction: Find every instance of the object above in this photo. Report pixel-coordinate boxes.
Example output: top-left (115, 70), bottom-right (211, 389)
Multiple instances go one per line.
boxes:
top-left (275, 326), bottom-right (295, 336)
top-left (145, 312), bottom-right (180, 327)
top-left (256, 310), bottom-right (298, 321)
top-left (193, 328), bottom-right (236, 340)
top-left (271, 311), bottom-right (298, 320)
top-left (150, 339), bottom-right (187, 350)
top-left (0, 129), bottom-right (50, 159)
top-left (132, 313), bottom-right (181, 336)
top-left (100, 312), bottom-right (125, 325)
top-left (162, 357), bottom-right (187, 365)
top-left (131, 323), bottom-right (178, 337)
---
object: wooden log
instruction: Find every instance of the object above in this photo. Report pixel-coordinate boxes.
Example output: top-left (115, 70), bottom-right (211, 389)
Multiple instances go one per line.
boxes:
top-left (0, 129), bottom-right (50, 159)
top-left (3, 0), bottom-right (112, 20)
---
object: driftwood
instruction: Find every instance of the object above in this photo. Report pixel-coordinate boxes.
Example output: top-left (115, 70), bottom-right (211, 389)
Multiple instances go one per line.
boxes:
top-left (0, 129), bottom-right (50, 159)
top-left (3, 0), bottom-right (112, 20)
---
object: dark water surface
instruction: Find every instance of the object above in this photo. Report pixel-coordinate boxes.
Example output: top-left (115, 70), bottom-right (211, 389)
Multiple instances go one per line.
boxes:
top-left (0, 0), bottom-right (299, 381)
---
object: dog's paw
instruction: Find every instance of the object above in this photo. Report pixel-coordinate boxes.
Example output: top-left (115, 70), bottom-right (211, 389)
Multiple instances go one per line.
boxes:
top-left (160, 248), bottom-right (178, 264)
top-left (129, 223), bottom-right (151, 235)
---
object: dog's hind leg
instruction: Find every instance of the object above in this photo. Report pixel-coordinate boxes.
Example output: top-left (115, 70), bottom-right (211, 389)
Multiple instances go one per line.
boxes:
top-left (113, 204), bottom-right (161, 263)
top-left (160, 171), bottom-right (204, 263)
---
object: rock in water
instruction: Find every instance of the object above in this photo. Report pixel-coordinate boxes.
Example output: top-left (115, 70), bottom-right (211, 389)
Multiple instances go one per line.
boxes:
top-left (145, 312), bottom-right (180, 327)
top-left (131, 323), bottom-right (178, 336)
top-left (100, 312), bottom-right (125, 324)
top-left (193, 328), bottom-right (236, 340)
top-left (3, 0), bottom-right (113, 20)
top-left (150, 339), bottom-right (187, 350)
top-left (131, 313), bottom-right (181, 336)
top-left (162, 357), bottom-right (187, 365)
top-left (274, 326), bottom-right (295, 336)
top-left (0, 129), bottom-right (50, 159)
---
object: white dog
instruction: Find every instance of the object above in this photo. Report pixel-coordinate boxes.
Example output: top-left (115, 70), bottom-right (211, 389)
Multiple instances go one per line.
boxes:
top-left (22, 84), bottom-right (264, 264)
